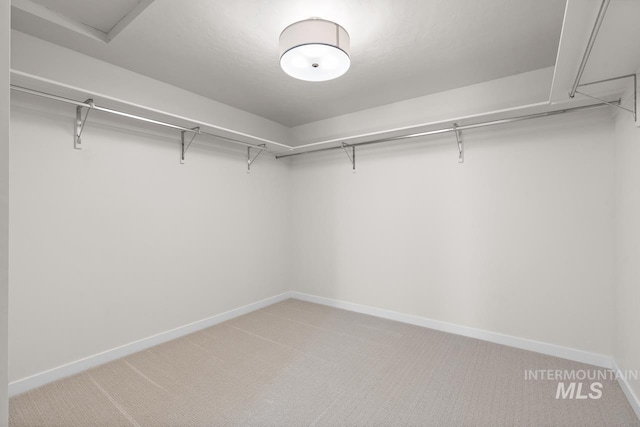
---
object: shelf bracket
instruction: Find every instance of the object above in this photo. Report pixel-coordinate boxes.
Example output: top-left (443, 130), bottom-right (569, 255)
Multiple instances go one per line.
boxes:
top-left (575, 73), bottom-right (637, 122)
top-left (180, 127), bottom-right (200, 164)
top-left (247, 144), bottom-right (266, 173)
top-left (453, 123), bottom-right (464, 163)
top-left (341, 143), bottom-right (356, 172)
top-left (74, 99), bottom-right (93, 150)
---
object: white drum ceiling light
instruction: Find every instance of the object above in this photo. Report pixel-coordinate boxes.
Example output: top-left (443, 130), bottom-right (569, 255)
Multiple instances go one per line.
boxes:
top-left (279, 18), bottom-right (351, 82)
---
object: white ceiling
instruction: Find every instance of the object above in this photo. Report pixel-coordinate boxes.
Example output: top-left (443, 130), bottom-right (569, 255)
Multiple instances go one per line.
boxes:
top-left (11, 0), bottom-right (566, 127)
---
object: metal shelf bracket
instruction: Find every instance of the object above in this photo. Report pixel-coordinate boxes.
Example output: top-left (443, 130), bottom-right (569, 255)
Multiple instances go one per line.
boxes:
top-left (180, 127), bottom-right (200, 164)
top-left (341, 143), bottom-right (356, 172)
top-left (574, 73), bottom-right (637, 122)
top-left (453, 123), bottom-right (464, 163)
top-left (74, 98), bottom-right (94, 150)
top-left (247, 144), bottom-right (266, 173)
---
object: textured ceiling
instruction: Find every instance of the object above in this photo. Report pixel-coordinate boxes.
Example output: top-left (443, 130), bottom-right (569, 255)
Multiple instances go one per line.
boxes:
top-left (11, 0), bottom-right (566, 127)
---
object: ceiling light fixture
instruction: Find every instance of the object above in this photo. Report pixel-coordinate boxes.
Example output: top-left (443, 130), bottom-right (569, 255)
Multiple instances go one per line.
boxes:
top-left (279, 18), bottom-right (350, 82)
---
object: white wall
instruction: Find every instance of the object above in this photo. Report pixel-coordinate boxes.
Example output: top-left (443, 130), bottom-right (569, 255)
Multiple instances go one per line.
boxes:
top-left (290, 109), bottom-right (615, 356)
top-left (0, 1), bottom-right (9, 425)
top-left (613, 104), bottom-right (640, 401)
top-left (8, 94), bottom-right (291, 382)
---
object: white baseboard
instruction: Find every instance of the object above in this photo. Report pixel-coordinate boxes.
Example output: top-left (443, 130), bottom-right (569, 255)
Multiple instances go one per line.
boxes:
top-left (290, 292), bottom-right (614, 369)
top-left (613, 360), bottom-right (640, 420)
top-left (8, 292), bottom-right (293, 397)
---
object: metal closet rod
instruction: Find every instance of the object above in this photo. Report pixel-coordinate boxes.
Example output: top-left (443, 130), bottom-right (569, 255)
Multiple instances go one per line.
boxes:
top-left (10, 85), bottom-right (268, 151)
top-left (275, 101), bottom-right (617, 159)
top-left (569, 0), bottom-right (611, 98)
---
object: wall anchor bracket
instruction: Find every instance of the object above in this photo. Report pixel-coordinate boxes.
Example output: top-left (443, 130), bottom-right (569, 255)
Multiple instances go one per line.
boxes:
top-left (247, 144), bottom-right (266, 173)
top-left (180, 127), bottom-right (200, 164)
top-left (341, 142), bottom-right (356, 172)
top-left (575, 73), bottom-right (637, 122)
top-left (74, 99), bottom-right (93, 150)
top-left (453, 123), bottom-right (464, 163)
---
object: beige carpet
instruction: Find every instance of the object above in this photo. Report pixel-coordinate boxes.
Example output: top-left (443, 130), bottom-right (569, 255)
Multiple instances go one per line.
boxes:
top-left (10, 299), bottom-right (640, 426)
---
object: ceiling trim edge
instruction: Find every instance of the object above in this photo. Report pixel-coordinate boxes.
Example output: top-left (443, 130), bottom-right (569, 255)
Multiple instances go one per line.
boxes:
top-left (11, 0), bottom-right (155, 44)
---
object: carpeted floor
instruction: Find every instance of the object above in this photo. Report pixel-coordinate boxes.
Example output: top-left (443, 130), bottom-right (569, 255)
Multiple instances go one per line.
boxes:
top-left (9, 299), bottom-right (640, 426)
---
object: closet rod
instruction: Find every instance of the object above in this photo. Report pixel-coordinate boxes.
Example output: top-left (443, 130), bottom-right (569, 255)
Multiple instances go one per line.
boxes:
top-left (11, 85), bottom-right (269, 151)
top-left (275, 101), bottom-right (617, 159)
top-left (569, 0), bottom-right (610, 98)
